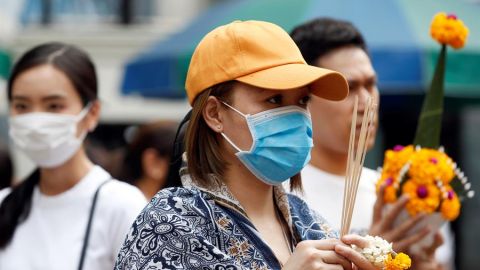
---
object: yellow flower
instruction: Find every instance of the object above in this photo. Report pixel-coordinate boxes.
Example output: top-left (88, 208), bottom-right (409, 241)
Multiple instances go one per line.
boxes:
top-left (382, 145), bottom-right (414, 176)
top-left (408, 148), bottom-right (455, 185)
top-left (441, 188), bottom-right (461, 221)
top-left (384, 186), bottom-right (398, 203)
top-left (402, 179), bottom-right (441, 216)
top-left (385, 253), bottom-right (412, 270)
top-left (377, 145), bottom-right (415, 203)
top-left (430, 12), bottom-right (469, 49)
top-left (376, 175), bottom-right (399, 203)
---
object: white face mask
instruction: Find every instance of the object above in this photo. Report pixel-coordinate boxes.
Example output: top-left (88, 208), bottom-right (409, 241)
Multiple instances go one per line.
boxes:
top-left (9, 105), bottom-right (91, 168)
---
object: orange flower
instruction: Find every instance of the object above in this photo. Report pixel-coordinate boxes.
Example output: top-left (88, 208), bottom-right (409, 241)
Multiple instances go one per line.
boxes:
top-left (377, 176), bottom-right (398, 203)
top-left (382, 145), bottom-right (414, 176)
top-left (377, 145), bottom-right (415, 203)
top-left (441, 189), bottom-right (461, 221)
top-left (402, 179), bottom-right (440, 216)
top-left (430, 12), bottom-right (469, 49)
top-left (408, 148), bottom-right (455, 185)
top-left (385, 253), bottom-right (412, 270)
top-left (384, 186), bottom-right (398, 203)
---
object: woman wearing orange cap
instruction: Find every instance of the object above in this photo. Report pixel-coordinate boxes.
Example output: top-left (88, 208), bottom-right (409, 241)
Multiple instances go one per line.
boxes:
top-left (115, 20), bottom-right (378, 270)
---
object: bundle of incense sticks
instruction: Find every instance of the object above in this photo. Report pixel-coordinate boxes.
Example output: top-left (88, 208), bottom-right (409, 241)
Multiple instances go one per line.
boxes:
top-left (340, 96), bottom-right (377, 237)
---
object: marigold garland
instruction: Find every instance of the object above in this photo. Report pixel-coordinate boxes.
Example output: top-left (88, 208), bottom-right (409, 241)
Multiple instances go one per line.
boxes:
top-left (382, 145), bottom-right (414, 176)
top-left (402, 179), bottom-right (441, 216)
top-left (376, 175), bottom-right (399, 203)
top-left (440, 188), bottom-right (461, 220)
top-left (430, 12), bottom-right (469, 49)
top-left (408, 148), bottom-right (454, 185)
top-left (377, 145), bottom-right (472, 221)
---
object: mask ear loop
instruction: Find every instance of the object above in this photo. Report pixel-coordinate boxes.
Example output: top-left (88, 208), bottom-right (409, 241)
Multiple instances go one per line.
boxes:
top-left (220, 132), bottom-right (242, 152)
top-left (219, 101), bottom-right (247, 152)
top-left (72, 102), bottom-right (95, 145)
top-left (220, 101), bottom-right (248, 118)
top-left (75, 102), bottom-right (94, 122)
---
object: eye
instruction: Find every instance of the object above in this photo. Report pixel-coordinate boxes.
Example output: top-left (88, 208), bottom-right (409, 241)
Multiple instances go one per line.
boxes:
top-left (299, 95), bottom-right (311, 105)
top-left (267, 95), bottom-right (282, 104)
top-left (47, 103), bottom-right (65, 112)
top-left (349, 83), bottom-right (360, 92)
top-left (12, 102), bottom-right (28, 112)
top-left (366, 80), bottom-right (377, 92)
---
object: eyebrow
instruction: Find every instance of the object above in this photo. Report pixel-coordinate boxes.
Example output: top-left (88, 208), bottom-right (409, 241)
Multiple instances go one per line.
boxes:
top-left (367, 74), bottom-right (378, 82)
top-left (11, 96), bottom-right (29, 101)
top-left (348, 75), bottom-right (378, 86)
top-left (11, 94), bottom-right (67, 102)
top-left (42, 95), bottom-right (67, 102)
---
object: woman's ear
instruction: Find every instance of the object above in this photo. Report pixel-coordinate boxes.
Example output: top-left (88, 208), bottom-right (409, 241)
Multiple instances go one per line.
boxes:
top-left (202, 96), bottom-right (224, 133)
top-left (85, 101), bottom-right (101, 132)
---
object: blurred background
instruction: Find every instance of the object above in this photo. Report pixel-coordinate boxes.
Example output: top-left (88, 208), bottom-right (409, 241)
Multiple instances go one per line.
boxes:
top-left (0, 0), bottom-right (479, 268)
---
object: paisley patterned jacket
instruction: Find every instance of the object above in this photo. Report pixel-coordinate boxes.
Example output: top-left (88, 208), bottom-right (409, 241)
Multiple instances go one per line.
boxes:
top-left (114, 173), bottom-right (337, 270)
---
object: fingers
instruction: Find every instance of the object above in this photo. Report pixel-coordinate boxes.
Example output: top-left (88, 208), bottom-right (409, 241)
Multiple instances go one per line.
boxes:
top-left (411, 259), bottom-right (443, 270)
top-left (301, 239), bottom-right (342, 250)
top-left (319, 265), bottom-right (343, 270)
top-left (381, 195), bottom-right (409, 230)
top-left (393, 227), bottom-right (431, 253)
top-left (385, 213), bottom-right (426, 242)
top-left (341, 234), bottom-right (369, 249)
top-left (334, 245), bottom-right (377, 270)
top-left (289, 240), bottom-right (353, 270)
top-left (424, 232), bottom-right (444, 257)
top-left (432, 232), bottom-right (444, 249)
top-left (372, 183), bottom-right (387, 223)
top-left (319, 250), bottom-right (353, 270)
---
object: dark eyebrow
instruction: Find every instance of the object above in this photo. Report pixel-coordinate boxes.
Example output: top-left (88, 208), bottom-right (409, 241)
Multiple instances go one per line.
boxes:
top-left (348, 74), bottom-right (378, 88)
top-left (367, 74), bottom-right (378, 83)
top-left (11, 95), bottom-right (29, 101)
top-left (42, 95), bottom-right (67, 102)
top-left (347, 79), bottom-right (360, 88)
top-left (11, 94), bottom-right (68, 102)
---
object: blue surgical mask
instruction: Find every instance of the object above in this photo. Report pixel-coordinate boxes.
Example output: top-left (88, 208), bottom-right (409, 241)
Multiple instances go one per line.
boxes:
top-left (221, 102), bottom-right (313, 185)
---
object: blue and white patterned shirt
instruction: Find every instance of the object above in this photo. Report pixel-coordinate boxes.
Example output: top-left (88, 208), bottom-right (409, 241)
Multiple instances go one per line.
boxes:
top-left (114, 173), bottom-right (337, 270)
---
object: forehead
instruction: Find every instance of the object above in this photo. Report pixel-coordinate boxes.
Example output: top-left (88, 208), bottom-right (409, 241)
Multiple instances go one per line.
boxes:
top-left (316, 46), bottom-right (375, 80)
top-left (11, 64), bottom-right (80, 101)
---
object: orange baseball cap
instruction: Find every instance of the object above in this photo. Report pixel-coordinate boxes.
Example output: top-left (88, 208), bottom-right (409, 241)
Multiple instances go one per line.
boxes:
top-left (185, 20), bottom-right (348, 105)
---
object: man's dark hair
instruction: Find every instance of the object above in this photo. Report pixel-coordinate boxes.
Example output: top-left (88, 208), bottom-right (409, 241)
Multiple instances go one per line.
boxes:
top-left (290, 18), bottom-right (367, 65)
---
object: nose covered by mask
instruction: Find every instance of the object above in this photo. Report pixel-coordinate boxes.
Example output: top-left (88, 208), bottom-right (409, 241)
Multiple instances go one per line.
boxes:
top-left (9, 105), bottom-right (92, 168)
top-left (221, 102), bottom-right (313, 185)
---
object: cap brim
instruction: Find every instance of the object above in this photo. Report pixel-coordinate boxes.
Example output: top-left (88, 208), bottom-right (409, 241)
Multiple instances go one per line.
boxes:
top-left (236, 63), bottom-right (348, 101)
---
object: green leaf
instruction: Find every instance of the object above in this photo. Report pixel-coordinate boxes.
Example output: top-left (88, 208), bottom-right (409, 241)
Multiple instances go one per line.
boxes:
top-left (413, 45), bottom-right (446, 148)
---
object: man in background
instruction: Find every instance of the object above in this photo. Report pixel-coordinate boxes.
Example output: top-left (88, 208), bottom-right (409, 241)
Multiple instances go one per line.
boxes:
top-left (291, 18), bottom-right (452, 270)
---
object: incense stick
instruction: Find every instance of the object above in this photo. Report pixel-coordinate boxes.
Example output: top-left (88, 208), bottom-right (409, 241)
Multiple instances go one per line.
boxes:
top-left (340, 96), bottom-right (377, 236)
top-left (342, 96), bottom-right (358, 236)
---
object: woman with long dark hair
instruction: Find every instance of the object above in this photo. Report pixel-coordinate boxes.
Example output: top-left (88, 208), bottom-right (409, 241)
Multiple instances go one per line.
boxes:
top-left (0, 42), bottom-right (146, 269)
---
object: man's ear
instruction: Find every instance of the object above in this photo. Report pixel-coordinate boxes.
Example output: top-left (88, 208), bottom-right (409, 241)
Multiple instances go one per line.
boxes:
top-left (202, 96), bottom-right (224, 133)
